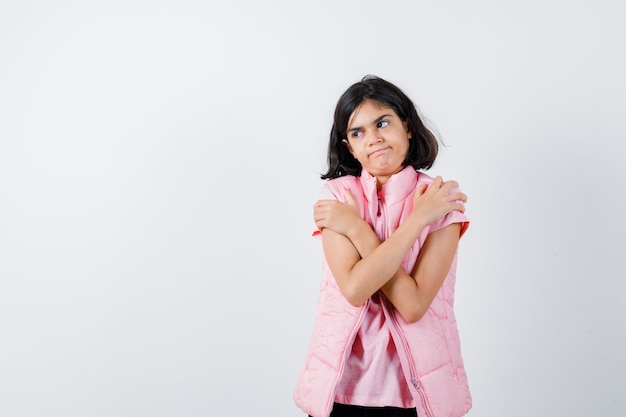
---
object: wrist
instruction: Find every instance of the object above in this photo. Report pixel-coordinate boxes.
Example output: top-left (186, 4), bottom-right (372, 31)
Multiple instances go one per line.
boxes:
top-left (347, 218), bottom-right (370, 240)
top-left (407, 210), bottom-right (429, 232)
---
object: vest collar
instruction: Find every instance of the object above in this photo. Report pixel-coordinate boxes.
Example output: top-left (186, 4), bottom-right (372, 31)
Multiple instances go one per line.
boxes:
top-left (360, 166), bottom-right (418, 205)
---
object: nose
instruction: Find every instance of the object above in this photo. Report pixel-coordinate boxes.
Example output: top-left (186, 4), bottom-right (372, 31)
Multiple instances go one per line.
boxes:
top-left (365, 127), bottom-right (383, 145)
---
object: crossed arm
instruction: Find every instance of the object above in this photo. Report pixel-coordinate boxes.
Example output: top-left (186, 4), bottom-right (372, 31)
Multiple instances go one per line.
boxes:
top-left (315, 176), bottom-right (465, 323)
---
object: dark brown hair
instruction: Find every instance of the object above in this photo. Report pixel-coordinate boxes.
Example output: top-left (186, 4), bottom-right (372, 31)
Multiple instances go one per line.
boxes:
top-left (322, 75), bottom-right (439, 179)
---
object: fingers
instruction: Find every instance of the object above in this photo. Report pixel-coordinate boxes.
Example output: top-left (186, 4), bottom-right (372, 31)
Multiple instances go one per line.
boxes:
top-left (414, 183), bottom-right (427, 196)
top-left (412, 176), bottom-right (468, 222)
top-left (437, 178), bottom-right (458, 191)
top-left (416, 179), bottom-right (456, 196)
top-left (427, 178), bottom-right (466, 201)
top-left (447, 190), bottom-right (467, 203)
top-left (313, 196), bottom-right (355, 231)
top-left (341, 186), bottom-right (360, 209)
top-left (314, 205), bottom-right (332, 230)
top-left (455, 192), bottom-right (468, 203)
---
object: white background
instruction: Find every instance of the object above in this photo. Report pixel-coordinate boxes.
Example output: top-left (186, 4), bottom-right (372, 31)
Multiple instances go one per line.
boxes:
top-left (1, 1), bottom-right (625, 416)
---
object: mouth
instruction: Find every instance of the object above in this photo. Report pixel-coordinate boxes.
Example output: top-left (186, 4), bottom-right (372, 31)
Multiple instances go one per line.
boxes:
top-left (368, 147), bottom-right (389, 157)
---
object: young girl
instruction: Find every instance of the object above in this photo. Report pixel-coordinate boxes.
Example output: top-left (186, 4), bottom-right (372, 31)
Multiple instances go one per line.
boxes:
top-left (293, 75), bottom-right (472, 417)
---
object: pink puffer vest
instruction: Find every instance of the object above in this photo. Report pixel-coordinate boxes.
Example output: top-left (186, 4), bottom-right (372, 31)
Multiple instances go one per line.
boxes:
top-left (293, 166), bottom-right (472, 417)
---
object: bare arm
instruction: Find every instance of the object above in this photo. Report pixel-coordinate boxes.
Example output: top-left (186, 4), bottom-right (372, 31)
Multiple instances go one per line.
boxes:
top-left (319, 202), bottom-right (461, 323)
top-left (314, 177), bottom-right (465, 313)
top-left (325, 215), bottom-right (423, 321)
top-left (320, 208), bottom-right (428, 307)
top-left (381, 223), bottom-right (461, 323)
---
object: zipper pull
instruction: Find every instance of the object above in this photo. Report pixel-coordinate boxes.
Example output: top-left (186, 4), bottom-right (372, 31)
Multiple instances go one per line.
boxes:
top-left (411, 377), bottom-right (421, 389)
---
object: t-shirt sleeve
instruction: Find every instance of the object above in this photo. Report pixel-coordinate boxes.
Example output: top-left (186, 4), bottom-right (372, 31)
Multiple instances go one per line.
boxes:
top-left (428, 185), bottom-right (470, 238)
top-left (312, 183), bottom-right (337, 239)
top-left (429, 210), bottom-right (469, 238)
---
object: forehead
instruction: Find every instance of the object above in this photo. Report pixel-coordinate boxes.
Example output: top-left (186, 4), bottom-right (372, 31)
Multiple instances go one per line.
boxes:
top-left (348, 99), bottom-right (397, 127)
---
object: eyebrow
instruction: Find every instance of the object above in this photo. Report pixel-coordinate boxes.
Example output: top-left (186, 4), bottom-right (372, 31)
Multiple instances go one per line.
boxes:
top-left (347, 114), bottom-right (392, 133)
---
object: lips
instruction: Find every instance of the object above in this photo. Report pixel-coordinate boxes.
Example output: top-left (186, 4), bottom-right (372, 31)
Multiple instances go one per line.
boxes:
top-left (368, 147), bottom-right (389, 157)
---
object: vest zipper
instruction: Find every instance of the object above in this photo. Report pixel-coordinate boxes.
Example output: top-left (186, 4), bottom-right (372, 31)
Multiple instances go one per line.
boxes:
top-left (380, 186), bottom-right (434, 417)
top-left (377, 195), bottom-right (387, 241)
top-left (380, 193), bottom-right (435, 414)
top-left (385, 298), bottom-right (434, 417)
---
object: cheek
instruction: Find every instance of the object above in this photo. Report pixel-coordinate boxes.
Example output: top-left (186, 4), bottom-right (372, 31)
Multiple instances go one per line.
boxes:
top-left (400, 140), bottom-right (411, 157)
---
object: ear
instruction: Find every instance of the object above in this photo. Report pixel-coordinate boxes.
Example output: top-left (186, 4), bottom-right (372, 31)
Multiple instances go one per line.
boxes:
top-left (342, 139), bottom-right (355, 157)
top-left (404, 121), bottom-right (412, 139)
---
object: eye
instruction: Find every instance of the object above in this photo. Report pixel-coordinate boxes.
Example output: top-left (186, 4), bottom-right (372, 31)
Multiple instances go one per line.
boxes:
top-left (350, 130), bottom-right (363, 139)
top-left (377, 120), bottom-right (389, 128)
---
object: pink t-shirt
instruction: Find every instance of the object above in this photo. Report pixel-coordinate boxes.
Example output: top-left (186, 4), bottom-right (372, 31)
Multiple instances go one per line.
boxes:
top-left (334, 291), bottom-right (415, 407)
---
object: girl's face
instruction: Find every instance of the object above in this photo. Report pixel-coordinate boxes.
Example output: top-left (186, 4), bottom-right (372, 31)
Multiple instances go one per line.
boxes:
top-left (343, 99), bottom-right (411, 188)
